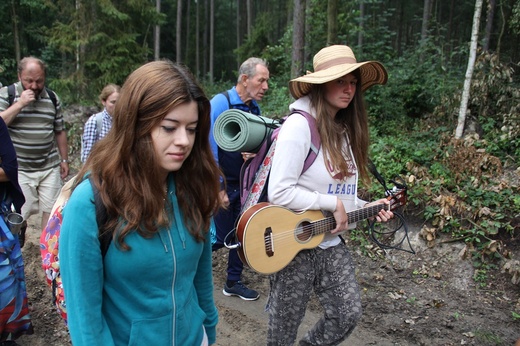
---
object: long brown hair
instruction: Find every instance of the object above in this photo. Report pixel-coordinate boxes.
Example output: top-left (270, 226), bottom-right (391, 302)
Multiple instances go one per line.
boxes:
top-left (75, 60), bottom-right (222, 249)
top-left (309, 69), bottom-right (371, 185)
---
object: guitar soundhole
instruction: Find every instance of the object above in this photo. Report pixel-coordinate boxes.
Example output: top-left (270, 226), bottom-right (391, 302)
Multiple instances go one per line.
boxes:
top-left (295, 221), bottom-right (312, 243)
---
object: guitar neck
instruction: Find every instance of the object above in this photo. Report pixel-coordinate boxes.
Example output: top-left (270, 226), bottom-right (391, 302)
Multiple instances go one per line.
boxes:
top-left (313, 204), bottom-right (387, 236)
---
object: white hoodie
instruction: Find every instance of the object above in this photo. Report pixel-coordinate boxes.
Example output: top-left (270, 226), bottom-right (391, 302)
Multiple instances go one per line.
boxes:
top-left (267, 96), bottom-right (366, 249)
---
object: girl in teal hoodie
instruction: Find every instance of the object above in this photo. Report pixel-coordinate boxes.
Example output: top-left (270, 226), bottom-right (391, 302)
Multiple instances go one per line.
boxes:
top-left (60, 60), bottom-right (222, 346)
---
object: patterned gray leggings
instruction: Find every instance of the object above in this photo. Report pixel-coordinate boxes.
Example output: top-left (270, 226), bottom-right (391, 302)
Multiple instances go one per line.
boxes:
top-left (266, 243), bottom-right (362, 346)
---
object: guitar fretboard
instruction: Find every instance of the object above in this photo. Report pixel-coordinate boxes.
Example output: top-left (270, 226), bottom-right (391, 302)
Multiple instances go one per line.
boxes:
top-left (312, 204), bottom-right (387, 236)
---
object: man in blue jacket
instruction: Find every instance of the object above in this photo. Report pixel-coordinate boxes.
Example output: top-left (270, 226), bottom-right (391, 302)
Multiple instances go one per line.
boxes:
top-left (209, 57), bottom-right (269, 300)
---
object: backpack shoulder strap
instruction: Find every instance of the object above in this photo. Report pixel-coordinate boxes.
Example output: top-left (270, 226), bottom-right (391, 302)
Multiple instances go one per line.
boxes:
top-left (45, 88), bottom-right (58, 110)
top-left (291, 110), bottom-right (321, 173)
top-left (221, 91), bottom-right (232, 109)
top-left (94, 112), bottom-right (104, 136)
top-left (7, 84), bottom-right (15, 106)
top-left (89, 176), bottom-right (111, 257)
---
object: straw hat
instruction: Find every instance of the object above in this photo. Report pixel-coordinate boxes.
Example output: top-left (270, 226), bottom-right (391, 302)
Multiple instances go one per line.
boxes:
top-left (289, 45), bottom-right (388, 99)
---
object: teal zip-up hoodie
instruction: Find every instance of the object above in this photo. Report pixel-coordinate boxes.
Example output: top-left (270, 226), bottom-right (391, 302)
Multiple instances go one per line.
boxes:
top-left (60, 174), bottom-right (218, 345)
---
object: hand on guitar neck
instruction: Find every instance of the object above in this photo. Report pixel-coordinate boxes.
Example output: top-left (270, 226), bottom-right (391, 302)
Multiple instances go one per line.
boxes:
top-left (236, 189), bottom-right (407, 274)
top-left (331, 198), bottom-right (393, 235)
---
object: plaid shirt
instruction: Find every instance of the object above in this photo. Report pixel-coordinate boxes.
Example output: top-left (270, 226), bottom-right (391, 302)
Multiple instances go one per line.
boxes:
top-left (81, 109), bottom-right (112, 162)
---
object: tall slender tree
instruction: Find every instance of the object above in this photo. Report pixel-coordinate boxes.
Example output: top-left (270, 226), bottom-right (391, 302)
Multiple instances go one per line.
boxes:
top-left (10, 0), bottom-right (21, 63)
top-left (358, 1), bottom-right (365, 53)
top-left (247, 0), bottom-right (252, 38)
top-left (327, 0), bottom-right (338, 44)
top-left (209, 0), bottom-right (214, 82)
top-left (292, 0), bottom-right (305, 79)
top-left (421, 0), bottom-right (432, 44)
top-left (185, 0), bottom-right (191, 62)
top-left (154, 0), bottom-right (161, 60)
top-left (483, 0), bottom-right (496, 51)
top-left (196, 0), bottom-right (200, 76)
top-left (456, 0), bottom-right (483, 138)
top-left (177, 0), bottom-right (183, 63)
top-left (237, 0), bottom-right (241, 71)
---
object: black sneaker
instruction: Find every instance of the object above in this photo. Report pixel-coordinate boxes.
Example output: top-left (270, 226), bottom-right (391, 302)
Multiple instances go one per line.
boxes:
top-left (223, 281), bottom-right (259, 301)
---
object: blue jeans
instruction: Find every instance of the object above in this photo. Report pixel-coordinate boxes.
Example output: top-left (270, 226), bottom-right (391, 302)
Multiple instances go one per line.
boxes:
top-left (212, 185), bottom-right (243, 282)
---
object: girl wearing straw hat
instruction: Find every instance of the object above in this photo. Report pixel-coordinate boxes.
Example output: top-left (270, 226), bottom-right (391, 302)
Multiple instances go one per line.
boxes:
top-left (266, 45), bottom-right (394, 345)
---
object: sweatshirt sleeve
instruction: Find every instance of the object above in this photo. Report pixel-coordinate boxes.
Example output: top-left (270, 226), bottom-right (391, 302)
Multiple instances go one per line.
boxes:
top-left (60, 180), bottom-right (116, 346)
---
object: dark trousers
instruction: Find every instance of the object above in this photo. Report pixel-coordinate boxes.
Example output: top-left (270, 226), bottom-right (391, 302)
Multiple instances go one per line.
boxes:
top-left (212, 186), bottom-right (243, 282)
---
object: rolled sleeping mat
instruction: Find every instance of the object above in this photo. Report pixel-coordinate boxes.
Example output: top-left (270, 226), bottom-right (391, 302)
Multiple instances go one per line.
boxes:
top-left (213, 109), bottom-right (281, 153)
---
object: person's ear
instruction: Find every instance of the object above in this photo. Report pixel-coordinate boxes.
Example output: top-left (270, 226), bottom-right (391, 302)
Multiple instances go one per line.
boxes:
top-left (240, 74), bottom-right (248, 86)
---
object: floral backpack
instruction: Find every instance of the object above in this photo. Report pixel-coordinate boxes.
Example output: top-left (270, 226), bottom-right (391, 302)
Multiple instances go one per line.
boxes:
top-left (39, 176), bottom-right (110, 324)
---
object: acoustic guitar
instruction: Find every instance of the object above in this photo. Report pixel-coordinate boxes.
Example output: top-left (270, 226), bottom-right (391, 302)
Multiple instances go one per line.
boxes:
top-left (236, 189), bottom-right (407, 274)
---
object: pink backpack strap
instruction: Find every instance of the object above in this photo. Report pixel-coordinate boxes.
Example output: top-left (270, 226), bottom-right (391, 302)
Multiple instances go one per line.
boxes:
top-left (291, 110), bottom-right (320, 173)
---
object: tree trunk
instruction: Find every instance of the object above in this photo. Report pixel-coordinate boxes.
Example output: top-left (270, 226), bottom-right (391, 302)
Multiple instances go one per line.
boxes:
top-left (358, 1), bottom-right (364, 53)
top-left (76, 0), bottom-right (86, 98)
top-left (483, 0), bottom-right (496, 51)
top-left (396, 1), bottom-right (404, 55)
top-left (196, 0), bottom-right (200, 77)
top-left (447, 0), bottom-right (455, 54)
top-left (203, 0), bottom-right (209, 78)
top-left (421, 0), bottom-right (431, 44)
top-left (496, 0), bottom-right (506, 55)
top-left (209, 0), bottom-right (214, 82)
top-left (247, 0), bottom-right (252, 38)
top-left (237, 0), bottom-right (240, 71)
top-left (154, 0), bottom-right (161, 60)
top-left (327, 0), bottom-right (338, 45)
top-left (291, 0), bottom-right (305, 79)
top-left (10, 0), bottom-right (21, 63)
top-left (185, 0), bottom-right (190, 62)
top-left (176, 0), bottom-right (182, 63)
top-left (456, 0), bottom-right (483, 139)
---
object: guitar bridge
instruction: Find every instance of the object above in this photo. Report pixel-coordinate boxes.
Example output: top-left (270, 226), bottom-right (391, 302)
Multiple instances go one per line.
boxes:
top-left (264, 227), bottom-right (274, 257)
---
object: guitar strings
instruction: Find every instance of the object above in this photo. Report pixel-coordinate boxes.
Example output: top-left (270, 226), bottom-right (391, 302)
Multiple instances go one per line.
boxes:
top-left (252, 212), bottom-right (414, 256)
top-left (261, 204), bottom-right (388, 248)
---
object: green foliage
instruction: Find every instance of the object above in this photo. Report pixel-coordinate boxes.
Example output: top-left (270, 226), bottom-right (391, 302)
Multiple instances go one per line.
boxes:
top-left (473, 330), bottom-right (502, 344)
top-left (511, 0), bottom-right (520, 34)
top-left (235, 13), bottom-right (275, 64)
top-left (45, 0), bottom-right (157, 104)
top-left (262, 29), bottom-right (293, 85)
top-left (366, 39), bottom-right (464, 123)
top-left (512, 311), bottom-right (520, 320)
top-left (258, 78), bottom-right (291, 118)
top-left (366, 75), bottom-right (519, 275)
top-left (468, 52), bottom-right (520, 164)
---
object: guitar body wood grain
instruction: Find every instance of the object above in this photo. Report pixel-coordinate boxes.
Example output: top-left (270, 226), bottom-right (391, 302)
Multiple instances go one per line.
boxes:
top-left (236, 202), bottom-right (325, 274)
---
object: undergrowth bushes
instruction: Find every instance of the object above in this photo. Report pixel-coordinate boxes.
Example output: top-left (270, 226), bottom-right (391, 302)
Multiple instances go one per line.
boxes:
top-left (364, 51), bottom-right (519, 285)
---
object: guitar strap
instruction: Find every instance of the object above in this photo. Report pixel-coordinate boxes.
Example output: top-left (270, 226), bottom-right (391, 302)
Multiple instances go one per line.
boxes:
top-left (368, 158), bottom-right (408, 197)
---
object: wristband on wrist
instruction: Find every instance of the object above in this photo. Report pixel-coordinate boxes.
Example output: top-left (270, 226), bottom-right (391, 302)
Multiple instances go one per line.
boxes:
top-left (61, 159), bottom-right (69, 163)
